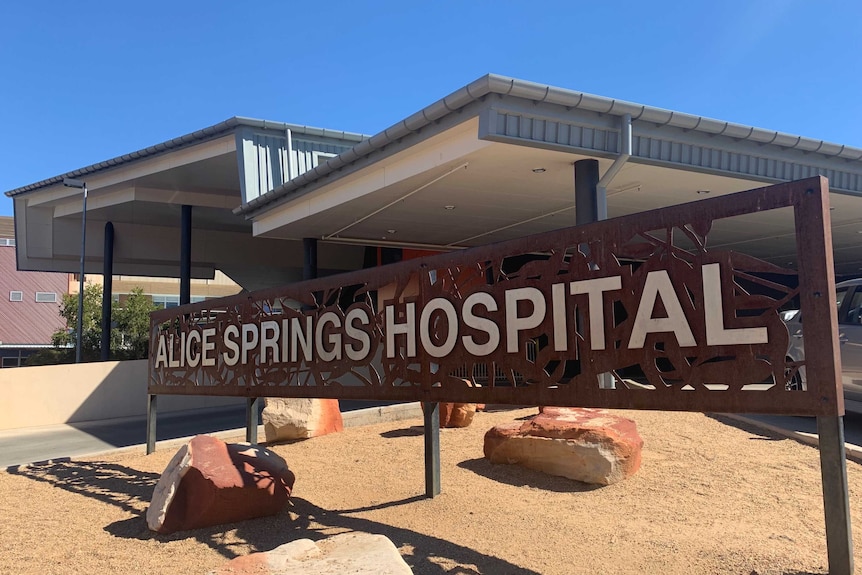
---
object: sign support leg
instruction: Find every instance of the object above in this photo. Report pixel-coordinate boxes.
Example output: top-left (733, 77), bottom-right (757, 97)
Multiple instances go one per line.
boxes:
top-left (423, 402), bottom-right (441, 498)
top-left (817, 415), bottom-right (854, 575)
top-left (146, 394), bottom-right (157, 454)
top-left (246, 397), bottom-right (260, 444)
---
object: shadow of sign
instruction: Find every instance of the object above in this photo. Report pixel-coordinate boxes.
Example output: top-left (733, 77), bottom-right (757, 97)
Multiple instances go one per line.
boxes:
top-left (7, 458), bottom-right (543, 573)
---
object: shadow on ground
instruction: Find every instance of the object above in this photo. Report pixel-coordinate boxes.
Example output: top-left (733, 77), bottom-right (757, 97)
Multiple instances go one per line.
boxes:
top-left (458, 457), bottom-right (601, 493)
top-left (8, 460), bottom-right (159, 515)
top-left (10, 459), bottom-right (541, 574)
top-left (707, 413), bottom-right (794, 442)
top-left (380, 426), bottom-right (425, 438)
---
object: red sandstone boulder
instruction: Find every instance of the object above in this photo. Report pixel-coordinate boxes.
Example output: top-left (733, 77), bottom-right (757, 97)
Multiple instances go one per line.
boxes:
top-left (147, 435), bottom-right (295, 534)
top-left (209, 532), bottom-right (413, 574)
top-left (262, 398), bottom-right (343, 442)
top-left (422, 401), bottom-right (477, 428)
top-left (439, 402), bottom-right (477, 428)
top-left (420, 378), bottom-right (481, 427)
top-left (484, 407), bottom-right (643, 485)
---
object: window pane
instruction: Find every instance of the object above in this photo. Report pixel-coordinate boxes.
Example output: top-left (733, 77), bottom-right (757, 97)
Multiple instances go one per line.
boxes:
top-left (843, 289), bottom-right (862, 325)
top-left (837, 287), bottom-right (849, 310)
top-left (35, 292), bottom-right (57, 303)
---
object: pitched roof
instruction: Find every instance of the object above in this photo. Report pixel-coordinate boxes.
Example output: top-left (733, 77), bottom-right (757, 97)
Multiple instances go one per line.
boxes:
top-left (235, 73), bottom-right (862, 217)
top-left (3, 118), bottom-right (369, 198)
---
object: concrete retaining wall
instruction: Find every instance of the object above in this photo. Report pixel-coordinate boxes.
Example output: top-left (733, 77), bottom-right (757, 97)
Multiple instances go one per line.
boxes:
top-left (0, 360), bottom-right (243, 430)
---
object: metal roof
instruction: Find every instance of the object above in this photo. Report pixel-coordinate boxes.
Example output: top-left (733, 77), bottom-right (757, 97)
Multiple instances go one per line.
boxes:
top-left (235, 73), bottom-right (862, 217)
top-left (4, 118), bottom-right (370, 198)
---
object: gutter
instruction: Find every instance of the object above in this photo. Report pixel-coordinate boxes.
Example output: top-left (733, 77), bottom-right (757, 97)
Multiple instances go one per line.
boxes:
top-left (235, 73), bottom-right (862, 218)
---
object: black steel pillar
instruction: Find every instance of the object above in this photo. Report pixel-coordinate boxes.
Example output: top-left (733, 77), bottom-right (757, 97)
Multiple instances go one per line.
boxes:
top-left (303, 237), bottom-right (318, 281)
top-left (423, 402), bottom-right (441, 498)
top-left (146, 394), bottom-right (157, 454)
top-left (817, 416), bottom-right (854, 575)
top-left (100, 222), bottom-right (114, 361)
top-left (180, 205), bottom-right (192, 305)
top-left (574, 159), bottom-right (600, 226)
top-left (246, 397), bottom-right (260, 445)
top-left (574, 159), bottom-right (614, 389)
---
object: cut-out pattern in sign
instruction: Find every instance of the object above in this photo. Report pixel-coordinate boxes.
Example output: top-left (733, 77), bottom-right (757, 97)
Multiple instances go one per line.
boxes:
top-left (149, 177), bottom-right (842, 416)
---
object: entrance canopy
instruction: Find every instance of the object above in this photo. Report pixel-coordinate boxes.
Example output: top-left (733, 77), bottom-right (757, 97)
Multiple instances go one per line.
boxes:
top-left (5, 119), bottom-right (370, 290)
top-left (7, 74), bottom-right (862, 283)
top-left (238, 74), bottom-right (862, 277)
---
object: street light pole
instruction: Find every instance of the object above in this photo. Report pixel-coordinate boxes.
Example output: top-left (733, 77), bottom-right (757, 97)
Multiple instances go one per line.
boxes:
top-left (64, 178), bottom-right (88, 363)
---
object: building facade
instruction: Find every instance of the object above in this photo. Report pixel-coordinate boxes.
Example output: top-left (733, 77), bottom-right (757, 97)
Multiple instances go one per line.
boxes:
top-left (6, 74), bottom-right (862, 355)
top-left (71, 270), bottom-right (242, 308)
top-left (0, 216), bottom-right (69, 366)
top-left (1, 213), bottom-right (244, 366)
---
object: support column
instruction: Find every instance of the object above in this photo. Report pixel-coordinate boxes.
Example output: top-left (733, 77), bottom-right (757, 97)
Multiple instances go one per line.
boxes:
top-left (146, 394), bottom-right (158, 454)
top-left (817, 415), bottom-right (854, 575)
top-left (423, 402), bottom-right (441, 498)
top-left (180, 205), bottom-right (192, 305)
top-left (574, 159), bottom-right (601, 226)
top-left (246, 398), bottom-right (260, 444)
top-left (574, 159), bottom-right (614, 389)
top-left (303, 237), bottom-right (318, 281)
top-left (100, 222), bottom-right (114, 361)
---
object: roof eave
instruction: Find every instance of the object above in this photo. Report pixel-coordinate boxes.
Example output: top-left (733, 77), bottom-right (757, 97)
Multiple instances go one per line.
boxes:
top-left (235, 73), bottom-right (862, 219)
top-left (4, 118), bottom-right (371, 199)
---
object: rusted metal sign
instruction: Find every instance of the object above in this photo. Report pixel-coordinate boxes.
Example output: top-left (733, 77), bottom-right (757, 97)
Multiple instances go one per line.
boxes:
top-left (149, 177), bottom-right (842, 415)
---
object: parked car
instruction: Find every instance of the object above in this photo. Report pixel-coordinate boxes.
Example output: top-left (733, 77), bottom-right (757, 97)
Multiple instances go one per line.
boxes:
top-left (783, 278), bottom-right (862, 413)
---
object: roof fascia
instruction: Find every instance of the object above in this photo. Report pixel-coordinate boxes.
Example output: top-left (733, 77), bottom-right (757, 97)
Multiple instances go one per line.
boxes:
top-left (479, 97), bottom-right (862, 194)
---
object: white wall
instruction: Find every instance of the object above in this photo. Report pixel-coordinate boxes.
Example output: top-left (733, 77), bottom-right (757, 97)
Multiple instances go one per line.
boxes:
top-left (0, 360), bottom-right (243, 430)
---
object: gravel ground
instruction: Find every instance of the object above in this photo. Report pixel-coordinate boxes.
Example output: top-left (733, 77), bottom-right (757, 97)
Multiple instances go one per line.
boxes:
top-left (1, 407), bottom-right (860, 575)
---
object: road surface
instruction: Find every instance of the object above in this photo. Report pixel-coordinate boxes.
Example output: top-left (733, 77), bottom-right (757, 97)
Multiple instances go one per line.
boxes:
top-left (0, 400), bottom-right (398, 469)
top-left (4, 403), bottom-right (862, 470)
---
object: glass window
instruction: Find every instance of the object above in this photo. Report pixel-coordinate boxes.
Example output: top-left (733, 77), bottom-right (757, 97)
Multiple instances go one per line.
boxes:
top-left (9, 291), bottom-right (22, 302)
top-left (837, 287), bottom-right (849, 310)
top-left (842, 288), bottom-right (862, 325)
top-left (35, 292), bottom-right (57, 303)
top-left (151, 295), bottom-right (205, 308)
top-left (152, 295), bottom-right (180, 309)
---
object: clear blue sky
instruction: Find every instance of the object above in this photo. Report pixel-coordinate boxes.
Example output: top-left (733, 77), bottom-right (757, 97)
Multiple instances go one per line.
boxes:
top-left (2, 0), bottom-right (860, 216)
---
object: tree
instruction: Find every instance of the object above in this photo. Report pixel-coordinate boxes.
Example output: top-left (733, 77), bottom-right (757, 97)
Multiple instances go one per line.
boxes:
top-left (113, 287), bottom-right (155, 359)
top-left (34, 284), bottom-right (157, 364)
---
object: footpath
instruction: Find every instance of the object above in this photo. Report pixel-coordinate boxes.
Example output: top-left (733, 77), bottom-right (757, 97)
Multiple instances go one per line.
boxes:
top-left (3, 403), bottom-right (861, 470)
